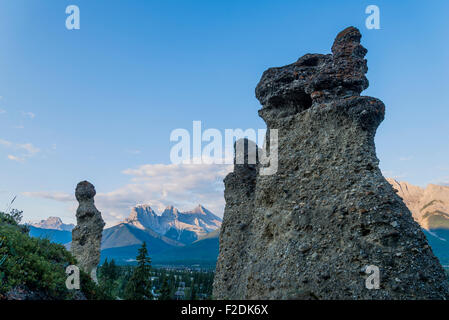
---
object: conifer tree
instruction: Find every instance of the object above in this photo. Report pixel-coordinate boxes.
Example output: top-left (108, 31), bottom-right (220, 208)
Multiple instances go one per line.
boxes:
top-left (124, 242), bottom-right (153, 300)
top-left (101, 259), bottom-right (110, 278)
top-left (159, 277), bottom-right (171, 300)
top-left (109, 259), bottom-right (118, 281)
top-left (190, 282), bottom-right (197, 300)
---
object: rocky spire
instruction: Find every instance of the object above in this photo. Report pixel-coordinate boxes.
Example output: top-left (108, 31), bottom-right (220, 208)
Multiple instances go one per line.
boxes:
top-left (213, 27), bottom-right (449, 299)
top-left (71, 181), bottom-right (105, 278)
top-left (214, 139), bottom-right (259, 298)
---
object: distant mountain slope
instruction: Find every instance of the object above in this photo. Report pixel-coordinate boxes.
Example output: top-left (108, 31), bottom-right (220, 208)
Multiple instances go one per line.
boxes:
top-left (388, 178), bottom-right (449, 266)
top-left (101, 223), bottom-right (183, 250)
top-left (97, 223), bottom-right (186, 264)
top-left (387, 178), bottom-right (449, 230)
top-left (100, 245), bottom-right (142, 264)
top-left (196, 228), bottom-right (220, 241)
top-left (100, 227), bottom-right (220, 266)
top-left (29, 217), bottom-right (75, 231)
top-left (154, 229), bottom-right (219, 263)
top-left (28, 226), bottom-right (72, 245)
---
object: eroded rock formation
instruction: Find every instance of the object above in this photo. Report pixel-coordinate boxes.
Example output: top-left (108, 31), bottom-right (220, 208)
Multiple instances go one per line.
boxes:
top-left (213, 27), bottom-right (449, 299)
top-left (71, 181), bottom-right (105, 277)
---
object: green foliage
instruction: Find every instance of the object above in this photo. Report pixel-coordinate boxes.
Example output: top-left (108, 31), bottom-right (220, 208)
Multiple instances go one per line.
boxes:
top-left (158, 277), bottom-right (171, 300)
top-left (0, 213), bottom-right (73, 298)
top-left (95, 260), bottom-right (214, 300)
top-left (153, 268), bottom-right (214, 300)
top-left (0, 210), bottom-right (19, 226)
top-left (102, 259), bottom-right (119, 280)
top-left (0, 210), bottom-right (29, 234)
top-left (0, 209), bottom-right (215, 300)
top-left (97, 258), bottom-right (122, 299)
top-left (190, 281), bottom-right (197, 300)
top-left (123, 242), bottom-right (153, 300)
top-left (79, 269), bottom-right (108, 300)
top-left (0, 210), bottom-right (103, 300)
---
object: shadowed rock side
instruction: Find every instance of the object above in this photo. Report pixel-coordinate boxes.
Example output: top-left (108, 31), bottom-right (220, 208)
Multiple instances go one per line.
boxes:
top-left (214, 139), bottom-right (258, 298)
top-left (71, 181), bottom-right (105, 276)
top-left (213, 27), bottom-right (449, 299)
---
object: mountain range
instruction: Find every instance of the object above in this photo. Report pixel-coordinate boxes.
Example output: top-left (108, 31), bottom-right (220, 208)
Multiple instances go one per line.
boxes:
top-left (28, 204), bottom-right (222, 266)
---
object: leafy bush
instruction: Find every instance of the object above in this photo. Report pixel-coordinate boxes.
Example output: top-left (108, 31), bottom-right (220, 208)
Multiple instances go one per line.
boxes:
top-left (0, 210), bottom-right (104, 300)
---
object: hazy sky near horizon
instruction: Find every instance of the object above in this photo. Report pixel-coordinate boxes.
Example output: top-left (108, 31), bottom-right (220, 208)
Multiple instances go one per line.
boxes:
top-left (0, 0), bottom-right (448, 226)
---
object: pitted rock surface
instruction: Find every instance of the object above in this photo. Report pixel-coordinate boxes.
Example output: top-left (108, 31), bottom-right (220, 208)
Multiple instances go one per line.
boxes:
top-left (213, 27), bottom-right (449, 299)
top-left (71, 181), bottom-right (105, 276)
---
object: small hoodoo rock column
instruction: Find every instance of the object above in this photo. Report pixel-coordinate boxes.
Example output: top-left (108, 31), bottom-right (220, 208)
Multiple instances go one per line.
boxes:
top-left (71, 181), bottom-right (105, 279)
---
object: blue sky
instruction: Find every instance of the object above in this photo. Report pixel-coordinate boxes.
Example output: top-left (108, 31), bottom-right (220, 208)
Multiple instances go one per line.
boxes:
top-left (0, 0), bottom-right (448, 226)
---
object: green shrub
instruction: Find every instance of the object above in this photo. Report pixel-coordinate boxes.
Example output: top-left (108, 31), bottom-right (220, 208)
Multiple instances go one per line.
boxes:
top-left (0, 211), bottom-right (105, 300)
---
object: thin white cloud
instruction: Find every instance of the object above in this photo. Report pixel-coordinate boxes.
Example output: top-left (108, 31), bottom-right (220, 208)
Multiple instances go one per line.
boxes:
top-left (24, 162), bottom-right (233, 226)
top-left (7, 155), bottom-right (24, 162)
top-left (17, 143), bottom-right (40, 155)
top-left (0, 138), bottom-right (40, 162)
top-left (0, 109), bottom-right (6, 114)
top-left (399, 156), bottom-right (413, 161)
top-left (21, 111), bottom-right (35, 119)
top-left (0, 139), bottom-right (12, 147)
top-left (23, 191), bottom-right (74, 202)
top-left (125, 149), bottom-right (141, 155)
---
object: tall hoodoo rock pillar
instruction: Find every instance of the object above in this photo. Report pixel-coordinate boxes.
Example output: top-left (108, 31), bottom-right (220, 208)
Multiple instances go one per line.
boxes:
top-left (71, 181), bottom-right (105, 278)
top-left (213, 27), bottom-right (449, 299)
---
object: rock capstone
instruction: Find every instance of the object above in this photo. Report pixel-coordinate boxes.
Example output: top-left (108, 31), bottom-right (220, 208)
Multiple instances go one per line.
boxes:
top-left (213, 27), bottom-right (449, 299)
top-left (71, 181), bottom-right (105, 278)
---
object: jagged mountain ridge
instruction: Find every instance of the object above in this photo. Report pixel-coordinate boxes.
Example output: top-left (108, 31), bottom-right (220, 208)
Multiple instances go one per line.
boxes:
top-left (124, 204), bottom-right (222, 243)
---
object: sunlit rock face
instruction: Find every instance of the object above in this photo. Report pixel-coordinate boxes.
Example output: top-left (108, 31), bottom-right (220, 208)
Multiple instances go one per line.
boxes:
top-left (213, 27), bottom-right (449, 300)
